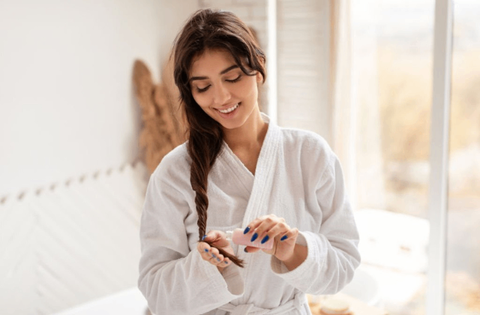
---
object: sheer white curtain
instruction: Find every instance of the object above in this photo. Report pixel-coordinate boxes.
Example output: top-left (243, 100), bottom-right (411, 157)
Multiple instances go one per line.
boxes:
top-left (276, 0), bottom-right (385, 210)
top-left (329, 0), bottom-right (356, 204)
top-left (277, 0), bottom-right (330, 140)
top-left (333, 0), bottom-right (386, 210)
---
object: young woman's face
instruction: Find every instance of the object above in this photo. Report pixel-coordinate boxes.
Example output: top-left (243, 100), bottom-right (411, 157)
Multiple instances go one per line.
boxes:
top-left (189, 49), bottom-right (262, 130)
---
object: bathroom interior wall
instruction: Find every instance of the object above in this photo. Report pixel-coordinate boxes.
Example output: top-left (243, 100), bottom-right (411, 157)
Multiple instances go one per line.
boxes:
top-left (0, 0), bottom-right (198, 198)
top-left (0, 1), bottom-right (200, 313)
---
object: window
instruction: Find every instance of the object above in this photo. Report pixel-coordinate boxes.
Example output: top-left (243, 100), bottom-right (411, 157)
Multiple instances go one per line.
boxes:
top-left (273, 0), bottom-right (478, 313)
top-left (446, 0), bottom-right (480, 313)
top-left (352, 0), bottom-right (480, 314)
top-left (351, 1), bottom-right (435, 313)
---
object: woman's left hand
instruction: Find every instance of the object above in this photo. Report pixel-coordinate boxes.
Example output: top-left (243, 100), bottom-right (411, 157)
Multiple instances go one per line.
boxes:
top-left (243, 214), bottom-right (299, 262)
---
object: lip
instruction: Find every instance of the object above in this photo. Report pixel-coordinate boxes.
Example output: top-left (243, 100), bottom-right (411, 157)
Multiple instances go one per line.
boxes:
top-left (215, 102), bottom-right (240, 117)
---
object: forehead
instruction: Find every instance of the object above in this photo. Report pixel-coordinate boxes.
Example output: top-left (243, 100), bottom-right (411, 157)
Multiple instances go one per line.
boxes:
top-left (189, 49), bottom-right (237, 76)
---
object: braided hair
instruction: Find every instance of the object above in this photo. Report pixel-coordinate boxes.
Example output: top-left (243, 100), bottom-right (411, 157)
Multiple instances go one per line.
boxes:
top-left (172, 9), bottom-right (266, 267)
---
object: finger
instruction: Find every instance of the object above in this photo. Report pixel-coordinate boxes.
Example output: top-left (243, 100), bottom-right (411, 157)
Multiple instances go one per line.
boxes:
top-left (210, 246), bottom-right (221, 257)
top-left (204, 230), bottom-right (223, 242)
top-left (197, 242), bottom-right (220, 261)
top-left (198, 242), bottom-right (216, 262)
top-left (210, 254), bottom-right (225, 267)
top-left (223, 257), bottom-right (231, 266)
top-left (197, 241), bottom-right (210, 255)
top-left (209, 247), bottom-right (227, 264)
top-left (265, 221), bottom-right (291, 241)
top-left (200, 246), bottom-right (223, 264)
top-left (251, 218), bottom-right (287, 244)
top-left (276, 227), bottom-right (299, 243)
top-left (204, 230), bottom-right (230, 247)
top-left (243, 215), bottom-right (270, 236)
top-left (208, 253), bottom-right (222, 264)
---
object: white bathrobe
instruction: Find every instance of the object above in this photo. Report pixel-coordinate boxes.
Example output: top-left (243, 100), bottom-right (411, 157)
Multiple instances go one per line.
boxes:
top-left (138, 115), bottom-right (361, 315)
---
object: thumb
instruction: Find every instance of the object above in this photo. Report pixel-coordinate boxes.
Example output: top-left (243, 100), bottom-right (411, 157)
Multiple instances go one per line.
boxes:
top-left (244, 246), bottom-right (261, 254)
top-left (204, 230), bottom-right (224, 241)
top-left (204, 230), bottom-right (230, 247)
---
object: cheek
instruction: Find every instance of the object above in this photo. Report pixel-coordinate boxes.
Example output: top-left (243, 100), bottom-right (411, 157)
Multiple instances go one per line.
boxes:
top-left (241, 79), bottom-right (258, 98)
top-left (230, 78), bottom-right (255, 97)
top-left (192, 92), bottom-right (210, 109)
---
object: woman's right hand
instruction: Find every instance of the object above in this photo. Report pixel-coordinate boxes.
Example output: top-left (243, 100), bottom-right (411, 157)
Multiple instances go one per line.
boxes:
top-left (197, 230), bottom-right (234, 269)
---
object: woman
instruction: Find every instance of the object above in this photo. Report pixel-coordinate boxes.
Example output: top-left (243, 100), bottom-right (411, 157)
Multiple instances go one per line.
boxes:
top-left (138, 9), bottom-right (360, 315)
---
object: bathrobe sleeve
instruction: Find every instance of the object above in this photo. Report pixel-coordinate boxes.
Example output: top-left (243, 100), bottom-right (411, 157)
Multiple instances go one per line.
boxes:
top-left (271, 138), bottom-right (361, 295)
top-left (138, 148), bottom-right (244, 315)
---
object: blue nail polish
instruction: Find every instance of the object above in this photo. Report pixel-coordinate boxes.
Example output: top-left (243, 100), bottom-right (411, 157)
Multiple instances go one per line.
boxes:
top-left (243, 226), bottom-right (250, 234)
top-left (261, 235), bottom-right (269, 244)
top-left (250, 233), bottom-right (258, 242)
top-left (280, 235), bottom-right (288, 241)
top-left (212, 254), bottom-right (217, 259)
top-left (244, 248), bottom-right (248, 253)
top-left (204, 248), bottom-right (209, 252)
top-left (202, 235), bottom-right (207, 241)
top-left (225, 261), bottom-right (228, 264)
top-left (217, 257), bottom-right (220, 261)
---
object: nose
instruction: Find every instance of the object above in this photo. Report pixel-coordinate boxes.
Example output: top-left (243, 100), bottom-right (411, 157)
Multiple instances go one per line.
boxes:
top-left (212, 83), bottom-right (231, 106)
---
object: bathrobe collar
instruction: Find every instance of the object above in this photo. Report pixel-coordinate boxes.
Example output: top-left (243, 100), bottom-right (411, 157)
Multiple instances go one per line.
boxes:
top-left (218, 113), bottom-right (282, 228)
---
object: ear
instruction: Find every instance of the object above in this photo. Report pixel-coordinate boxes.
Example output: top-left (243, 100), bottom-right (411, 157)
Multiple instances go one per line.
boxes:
top-left (256, 71), bottom-right (263, 84)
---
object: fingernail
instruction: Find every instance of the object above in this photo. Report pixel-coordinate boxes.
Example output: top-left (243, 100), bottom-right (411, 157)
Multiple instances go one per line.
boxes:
top-left (212, 254), bottom-right (217, 259)
top-left (204, 248), bottom-right (209, 253)
top-left (225, 261), bottom-right (228, 264)
top-left (280, 235), bottom-right (288, 241)
top-left (243, 226), bottom-right (250, 234)
top-left (244, 248), bottom-right (248, 253)
top-left (216, 257), bottom-right (220, 262)
top-left (261, 235), bottom-right (269, 244)
top-left (202, 235), bottom-right (207, 241)
top-left (250, 233), bottom-right (258, 242)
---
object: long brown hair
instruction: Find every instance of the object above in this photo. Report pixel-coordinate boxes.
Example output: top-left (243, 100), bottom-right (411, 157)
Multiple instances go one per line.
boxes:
top-left (173, 9), bottom-right (266, 267)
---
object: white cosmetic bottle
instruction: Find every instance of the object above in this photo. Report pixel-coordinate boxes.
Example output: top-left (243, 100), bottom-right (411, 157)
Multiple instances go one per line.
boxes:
top-left (226, 228), bottom-right (274, 250)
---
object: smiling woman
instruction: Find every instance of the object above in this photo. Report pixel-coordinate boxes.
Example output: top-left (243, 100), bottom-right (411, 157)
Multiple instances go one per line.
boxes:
top-left (189, 49), bottom-right (263, 133)
top-left (137, 8), bottom-right (360, 315)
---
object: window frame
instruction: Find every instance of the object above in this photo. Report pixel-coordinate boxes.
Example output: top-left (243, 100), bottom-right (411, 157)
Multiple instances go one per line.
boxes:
top-left (426, 0), bottom-right (453, 315)
top-left (267, 0), bottom-right (278, 124)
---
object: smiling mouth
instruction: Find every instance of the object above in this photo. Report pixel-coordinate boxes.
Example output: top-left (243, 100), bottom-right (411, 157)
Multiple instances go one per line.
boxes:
top-left (217, 103), bottom-right (240, 114)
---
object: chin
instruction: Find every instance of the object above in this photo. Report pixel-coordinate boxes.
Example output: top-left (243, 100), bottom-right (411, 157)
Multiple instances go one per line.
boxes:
top-left (219, 121), bottom-right (244, 130)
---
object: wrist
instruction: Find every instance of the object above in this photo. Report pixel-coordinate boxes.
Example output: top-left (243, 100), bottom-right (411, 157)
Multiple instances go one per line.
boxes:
top-left (280, 248), bottom-right (296, 265)
top-left (280, 244), bottom-right (308, 271)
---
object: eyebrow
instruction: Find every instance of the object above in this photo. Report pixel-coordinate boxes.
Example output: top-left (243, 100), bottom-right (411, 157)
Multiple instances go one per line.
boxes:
top-left (189, 65), bottom-right (239, 83)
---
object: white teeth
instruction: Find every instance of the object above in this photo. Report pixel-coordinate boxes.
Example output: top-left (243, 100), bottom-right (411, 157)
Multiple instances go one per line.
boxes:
top-left (218, 103), bottom-right (239, 114)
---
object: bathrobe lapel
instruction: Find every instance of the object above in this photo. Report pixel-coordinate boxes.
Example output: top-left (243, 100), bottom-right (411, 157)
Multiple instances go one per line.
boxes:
top-left (221, 115), bottom-right (283, 227)
top-left (223, 116), bottom-right (284, 296)
top-left (217, 114), bottom-right (283, 228)
top-left (219, 144), bottom-right (255, 198)
top-left (241, 120), bottom-right (282, 226)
